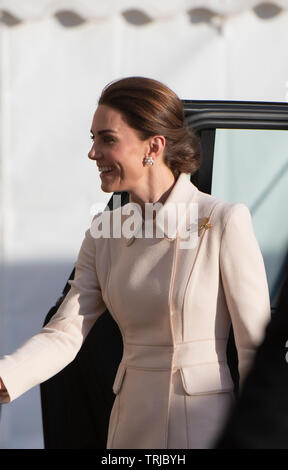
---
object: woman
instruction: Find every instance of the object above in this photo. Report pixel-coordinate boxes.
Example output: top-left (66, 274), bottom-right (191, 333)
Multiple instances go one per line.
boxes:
top-left (0, 77), bottom-right (270, 449)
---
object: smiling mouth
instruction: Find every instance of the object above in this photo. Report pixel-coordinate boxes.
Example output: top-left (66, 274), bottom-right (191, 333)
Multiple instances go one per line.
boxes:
top-left (98, 166), bottom-right (115, 176)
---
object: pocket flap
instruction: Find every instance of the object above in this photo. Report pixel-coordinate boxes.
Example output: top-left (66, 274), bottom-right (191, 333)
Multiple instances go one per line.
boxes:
top-left (112, 363), bottom-right (126, 395)
top-left (180, 363), bottom-right (234, 395)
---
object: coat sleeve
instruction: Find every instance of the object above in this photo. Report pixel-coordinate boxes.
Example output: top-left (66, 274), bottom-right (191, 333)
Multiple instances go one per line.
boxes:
top-left (0, 225), bottom-right (107, 403)
top-left (220, 203), bottom-right (271, 387)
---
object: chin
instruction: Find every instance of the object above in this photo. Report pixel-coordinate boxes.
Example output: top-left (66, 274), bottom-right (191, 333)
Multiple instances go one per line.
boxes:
top-left (100, 180), bottom-right (120, 193)
top-left (100, 176), bottom-right (128, 194)
top-left (101, 183), bottom-right (114, 193)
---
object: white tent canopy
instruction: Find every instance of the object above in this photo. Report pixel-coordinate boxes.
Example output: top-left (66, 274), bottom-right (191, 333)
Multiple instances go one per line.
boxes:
top-left (1, 0), bottom-right (288, 20)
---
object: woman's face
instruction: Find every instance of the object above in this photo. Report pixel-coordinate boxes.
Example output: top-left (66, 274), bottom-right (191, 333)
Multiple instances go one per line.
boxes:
top-left (88, 104), bottom-right (150, 193)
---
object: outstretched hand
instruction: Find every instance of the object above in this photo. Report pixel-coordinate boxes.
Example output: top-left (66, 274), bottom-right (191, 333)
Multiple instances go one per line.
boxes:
top-left (0, 377), bottom-right (9, 403)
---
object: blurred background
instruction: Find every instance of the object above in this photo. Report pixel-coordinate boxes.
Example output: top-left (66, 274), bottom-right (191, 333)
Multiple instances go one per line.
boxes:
top-left (0, 0), bottom-right (288, 449)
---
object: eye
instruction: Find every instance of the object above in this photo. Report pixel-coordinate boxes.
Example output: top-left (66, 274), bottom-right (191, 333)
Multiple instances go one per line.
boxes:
top-left (90, 132), bottom-right (94, 140)
top-left (103, 135), bottom-right (116, 144)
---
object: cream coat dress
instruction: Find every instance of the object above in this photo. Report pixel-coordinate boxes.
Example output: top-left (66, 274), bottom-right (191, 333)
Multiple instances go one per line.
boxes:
top-left (0, 173), bottom-right (271, 449)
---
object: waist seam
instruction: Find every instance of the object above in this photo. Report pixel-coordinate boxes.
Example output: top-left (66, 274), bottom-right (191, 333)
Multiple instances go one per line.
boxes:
top-left (121, 360), bottom-right (229, 371)
top-left (123, 339), bottom-right (227, 348)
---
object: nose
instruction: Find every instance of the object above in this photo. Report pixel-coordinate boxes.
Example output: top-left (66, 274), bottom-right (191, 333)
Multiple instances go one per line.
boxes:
top-left (88, 143), bottom-right (102, 161)
top-left (88, 144), bottom-right (95, 160)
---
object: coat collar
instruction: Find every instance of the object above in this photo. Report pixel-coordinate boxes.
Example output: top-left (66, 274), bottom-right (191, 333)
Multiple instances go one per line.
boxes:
top-left (124, 173), bottom-right (199, 246)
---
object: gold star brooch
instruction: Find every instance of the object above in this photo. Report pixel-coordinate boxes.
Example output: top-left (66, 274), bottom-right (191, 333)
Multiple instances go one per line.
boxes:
top-left (198, 217), bottom-right (212, 235)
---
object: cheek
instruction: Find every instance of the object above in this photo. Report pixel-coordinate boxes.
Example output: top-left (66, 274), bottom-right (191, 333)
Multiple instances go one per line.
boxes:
top-left (123, 157), bottom-right (144, 177)
top-left (116, 145), bottom-right (144, 173)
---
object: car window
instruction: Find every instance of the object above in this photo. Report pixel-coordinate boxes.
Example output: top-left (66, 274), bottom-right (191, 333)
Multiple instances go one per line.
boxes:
top-left (211, 128), bottom-right (288, 306)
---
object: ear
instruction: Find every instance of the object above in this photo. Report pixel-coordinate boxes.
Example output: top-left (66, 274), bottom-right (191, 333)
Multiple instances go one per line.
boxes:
top-left (147, 135), bottom-right (166, 159)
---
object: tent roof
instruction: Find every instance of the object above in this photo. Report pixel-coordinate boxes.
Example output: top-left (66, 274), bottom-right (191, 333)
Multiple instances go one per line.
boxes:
top-left (0, 0), bottom-right (288, 21)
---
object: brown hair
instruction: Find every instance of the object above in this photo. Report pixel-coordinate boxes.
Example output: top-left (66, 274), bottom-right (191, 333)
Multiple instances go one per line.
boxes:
top-left (98, 76), bottom-right (201, 179)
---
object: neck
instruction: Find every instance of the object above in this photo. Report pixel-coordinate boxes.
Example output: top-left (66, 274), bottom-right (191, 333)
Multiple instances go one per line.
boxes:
top-left (129, 169), bottom-right (177, 215)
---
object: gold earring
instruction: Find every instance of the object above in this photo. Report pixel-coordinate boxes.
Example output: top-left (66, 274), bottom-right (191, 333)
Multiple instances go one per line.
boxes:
top-left (143, 155), bottom-right (154, 166)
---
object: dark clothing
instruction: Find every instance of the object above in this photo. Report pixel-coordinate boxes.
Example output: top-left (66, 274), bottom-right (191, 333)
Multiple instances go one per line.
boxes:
top-left (216, 268), bottom-right (288, 449)
top-left (40, 269), bottom-right (123, 449)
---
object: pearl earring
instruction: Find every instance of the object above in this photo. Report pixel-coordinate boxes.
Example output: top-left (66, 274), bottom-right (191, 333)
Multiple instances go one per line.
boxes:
top-left (143, 155), bottom-right (154, 166)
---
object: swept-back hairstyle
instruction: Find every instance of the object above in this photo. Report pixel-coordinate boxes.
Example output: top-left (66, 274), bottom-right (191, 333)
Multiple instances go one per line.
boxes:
top-left (98, 76), bottom-right (201, 178)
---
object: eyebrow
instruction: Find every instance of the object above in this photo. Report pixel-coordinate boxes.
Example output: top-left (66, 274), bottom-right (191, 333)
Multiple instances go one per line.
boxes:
top-left (90, 129), bottom-right (117, 135)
